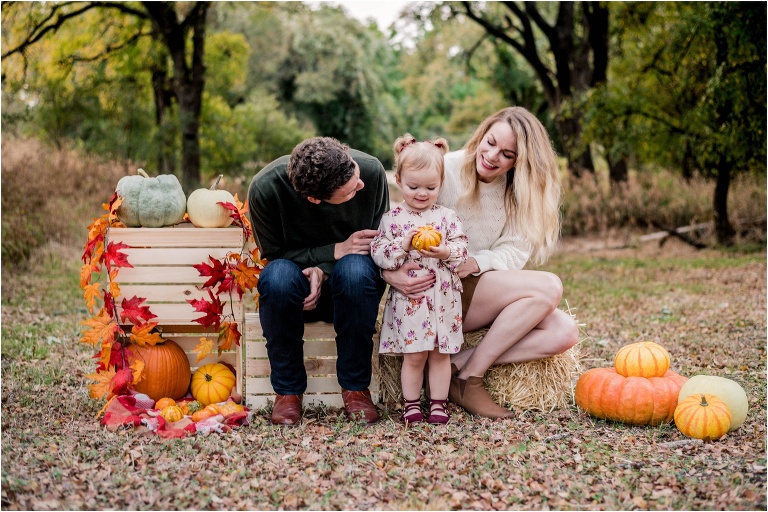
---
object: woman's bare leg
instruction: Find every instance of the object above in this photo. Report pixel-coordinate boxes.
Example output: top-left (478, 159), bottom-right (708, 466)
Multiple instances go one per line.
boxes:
top-left (452, 270), bottom-right (579, 379)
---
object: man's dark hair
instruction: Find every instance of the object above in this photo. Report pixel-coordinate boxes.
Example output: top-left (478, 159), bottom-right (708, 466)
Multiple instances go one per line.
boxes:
top-left (287, 137), bottom-right (356, 200)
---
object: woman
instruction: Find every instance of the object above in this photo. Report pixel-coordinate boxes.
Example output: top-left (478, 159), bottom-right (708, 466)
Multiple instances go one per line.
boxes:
top-left (382, 107), bottom-right (579, 418)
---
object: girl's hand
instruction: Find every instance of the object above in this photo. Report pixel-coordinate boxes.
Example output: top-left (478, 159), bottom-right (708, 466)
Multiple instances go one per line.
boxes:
top-left (419, 242), bottom-right (450, 261)
top-left (382, 262), bottom-right (436, 298)
top-left (455, 258), bottom-right (480, 278)
top-left (402, 228), bottom-right (417, 252)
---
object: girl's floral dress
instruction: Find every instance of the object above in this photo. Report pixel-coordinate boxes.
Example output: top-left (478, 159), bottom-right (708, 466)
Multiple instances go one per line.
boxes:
top-left (371, 204), bottom-right (468, 354)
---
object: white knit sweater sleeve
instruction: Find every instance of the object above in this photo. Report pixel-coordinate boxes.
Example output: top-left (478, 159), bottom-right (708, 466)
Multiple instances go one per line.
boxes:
top-left (439, 151), bottom-right (531, 273)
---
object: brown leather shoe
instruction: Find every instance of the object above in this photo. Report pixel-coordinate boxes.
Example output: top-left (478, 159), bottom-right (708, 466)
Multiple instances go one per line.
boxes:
top-left (449, 374), bottom-right (514, 419)
top-left (271, 394), bottom-right (303, 425)
top-left (341, 389), bottom-right (379, 424)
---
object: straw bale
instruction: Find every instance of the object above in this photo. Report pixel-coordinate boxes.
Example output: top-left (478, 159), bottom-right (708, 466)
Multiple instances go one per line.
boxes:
top-left (378, 328), bottom-right (583, 412)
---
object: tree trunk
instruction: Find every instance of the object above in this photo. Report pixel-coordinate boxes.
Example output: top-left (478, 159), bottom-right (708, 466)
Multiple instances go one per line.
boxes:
top-left (608, 155), bottom-right (628, 184)
top-left (556, 114), bottom-right (593, 177)
top-left (151, 67), bottom-right (176, 174)
top-left (713, 161), bottom-right (735, 246)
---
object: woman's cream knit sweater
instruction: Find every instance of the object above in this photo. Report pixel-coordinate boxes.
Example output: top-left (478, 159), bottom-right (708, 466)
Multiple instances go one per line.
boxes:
top-left (438, 150), bottom-right (531, 274)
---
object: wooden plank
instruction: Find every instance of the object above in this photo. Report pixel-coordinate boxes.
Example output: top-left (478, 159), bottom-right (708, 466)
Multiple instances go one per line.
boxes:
top-left (246, 357), bottom-right (337, 377)
top-left (113, 266), bottom-right (207, 284)
top-left (244, 394), bottom-right (347, 409)
top-left (245, 339), bottom-right (337, 358)
top-left (107, 226), bottom-right (243, 248)
top-left (246, 376), bottom-right (343, 394)
top-left (117, 284), bottom-right (209, 302)
top-left (117, 302), bottom-right (243, 325)
top-left (123, 247), bottom-right (239, 265)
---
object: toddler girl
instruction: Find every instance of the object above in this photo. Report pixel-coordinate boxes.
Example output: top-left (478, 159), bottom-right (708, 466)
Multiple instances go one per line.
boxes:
top-left (371, 134), bottom-right (468, 424)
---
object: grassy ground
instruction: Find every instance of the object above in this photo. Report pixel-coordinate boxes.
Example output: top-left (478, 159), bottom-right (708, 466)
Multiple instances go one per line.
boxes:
top-left (1, 235), bottom-right (765, 510)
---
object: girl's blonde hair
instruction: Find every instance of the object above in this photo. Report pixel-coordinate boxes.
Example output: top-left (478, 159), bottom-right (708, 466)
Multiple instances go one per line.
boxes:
top-left (459, 107), bottom-right (562, 265)
top-left (393, 133), bottom-right (450, 181)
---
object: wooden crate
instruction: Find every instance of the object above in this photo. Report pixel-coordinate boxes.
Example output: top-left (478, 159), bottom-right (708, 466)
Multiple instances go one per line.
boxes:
top-left (244, 312), bottom-right (380, 409)
top-left (106, 225), bottom-right (246, 394)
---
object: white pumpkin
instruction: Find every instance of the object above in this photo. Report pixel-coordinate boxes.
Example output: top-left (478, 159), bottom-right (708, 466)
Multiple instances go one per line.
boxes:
top-left (186, 175), bottom-right (236, 228)
top-left (678, 374), bottom-right (749, 431)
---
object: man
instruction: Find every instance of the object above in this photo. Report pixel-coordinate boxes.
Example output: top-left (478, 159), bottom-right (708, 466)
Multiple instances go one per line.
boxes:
top-left (248, 137), bottom-right (389, 426)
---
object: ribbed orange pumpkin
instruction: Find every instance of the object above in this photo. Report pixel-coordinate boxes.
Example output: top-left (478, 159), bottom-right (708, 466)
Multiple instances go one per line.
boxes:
top-left (131, 339), bottom-right (191, 400)
top-left (412, 225), bottom-right (442, 251)
top-left (160, 405), bottom-right (184, 423)
top-left (614, 341), bottom-right (670, 378)
top-left (674, 393), bottom-right (731, 441)
top-left (191, 363), bottom-right (236, 405)
top-left (575, 367), bottom-right (688, 425)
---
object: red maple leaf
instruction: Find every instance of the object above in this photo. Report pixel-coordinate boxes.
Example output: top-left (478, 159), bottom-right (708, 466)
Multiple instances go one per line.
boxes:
top-left (193, 256), bottom-right (230, 289)
top-left (108, 340), bottom-right (127, 369)
top-left (82, 233), bottom-right (104, 264)
top-left (119, 296), bottom-right (157, 325)
top-left (104, 241), bottom-right (133, 273)
top-left (111, 367), bottom-right (134, 396)
top-left (218, 321), bottom-right (241, 352)
top-left (188, 289), bottom-right (224, 329)
top-left (218, 201), bottom-right (242, 225)
top-left (103, 290), bottom-right (117, 319)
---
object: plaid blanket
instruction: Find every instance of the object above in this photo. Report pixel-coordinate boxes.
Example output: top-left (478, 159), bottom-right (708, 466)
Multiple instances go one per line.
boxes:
top-left (101, 392), bottom-right (252, 439)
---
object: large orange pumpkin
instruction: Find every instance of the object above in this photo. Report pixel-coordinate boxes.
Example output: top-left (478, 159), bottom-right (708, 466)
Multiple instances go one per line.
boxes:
top-left (575, 367), bottom-right (687, 426)
top-left (613, 341), bottom-right (670, 378)
top-left (674, 393), bottom-right (731, 441)
top-left (131, 339), bottom-right (191, 401)
top-left (412, 225), bottom-right (442, 251)
top-left (191, 363), bottom-right (236, 405)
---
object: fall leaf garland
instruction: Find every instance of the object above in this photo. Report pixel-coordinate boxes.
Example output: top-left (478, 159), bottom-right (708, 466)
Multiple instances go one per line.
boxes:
top-left (80, 193), bottom-right (264, 403)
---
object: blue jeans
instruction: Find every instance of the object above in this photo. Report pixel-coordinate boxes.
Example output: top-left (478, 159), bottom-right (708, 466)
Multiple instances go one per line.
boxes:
top-left (256, 255), bottom-right (385, 395)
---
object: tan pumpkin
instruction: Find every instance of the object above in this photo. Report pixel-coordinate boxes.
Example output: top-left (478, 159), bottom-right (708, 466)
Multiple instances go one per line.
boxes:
top-left (186, 175), bottom-right (236, 228)
top-left (614, 341), bottom-right (670, 378)
top-left (218, 401), bottom-right (245, 417)
top-left (412, 225), bottom-right (442, 251)
top-left (131, 339), bottom-right (191, 401)
top-left (674, 393), bottom-right (731, 441)
top-left (191, 363), bottom-right (236, 405)
top-left (575, 367), bottom-right (688, 426)
top-left (678, 375), bottom-right (748, 432)
top-left (160, 405), bottom-right (185, 423)
top-left (115, 168), bottom-right (186, 227)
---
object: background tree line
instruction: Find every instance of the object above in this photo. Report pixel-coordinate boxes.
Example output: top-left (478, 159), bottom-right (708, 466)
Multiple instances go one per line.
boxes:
top-left (2, 1), bottom-right (765, 245)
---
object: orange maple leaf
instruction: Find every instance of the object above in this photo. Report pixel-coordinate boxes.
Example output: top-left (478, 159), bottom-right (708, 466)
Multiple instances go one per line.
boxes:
top-left (218, 321), bottom-right (241, 352)
top-left (86, 367), bottom-right (116, 400)
top-left (80, 262), bottom-right (100, 289)
top-left (83, 283), bottom-right (102, 314)
top-left (232, 260), bottom-right (260, 295)
top-left (194, 337), bottom-right (215, 363)
top-left (129, 322), bottom-right (163, 347)
top-left (129, 358), bottom-right (145, 386)
top-left (108, 196), bottom-right (123, 224)
top-left (99, 337), bottom-right (113, 369)
top-left (80, 310), bottom-right (118, 346)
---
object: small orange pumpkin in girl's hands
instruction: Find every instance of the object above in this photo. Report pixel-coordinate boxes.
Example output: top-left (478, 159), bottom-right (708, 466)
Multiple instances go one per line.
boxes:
top-left (412, 225), bottom-right (442, 251)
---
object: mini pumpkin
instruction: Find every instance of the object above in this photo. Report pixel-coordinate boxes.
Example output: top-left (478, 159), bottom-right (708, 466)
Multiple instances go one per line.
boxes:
top-left (674, 393), bottom-right (731, 441)
top-left (160, 405), bottom-right (185, 423)
top-left (678, 375), bottom-right (748, 431)
top-left (131, 339), bottom-right (191, 401)
top-left (115, 168), bottom-right (186, 227)
top-left (412, 225), bottom-right (442, 251)
top-left (191, 363), bottom-right (236, 406)
top-left (614, 341), bottom-right (671, 378)
top-left (191, 406), bottom-right (220, 423)
top-left (218, 401), bottom-right (245, 417)
top-left (155, 397), bottom-right (176, 410)
top-left (186, 175), bottom-right (236, 228)
top-left (575, 367), bottom-right (687, 426)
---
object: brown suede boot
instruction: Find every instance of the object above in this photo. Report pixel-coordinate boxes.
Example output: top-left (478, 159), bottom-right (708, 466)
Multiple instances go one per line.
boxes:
top-left (449, 374), bottom-right (515, 419)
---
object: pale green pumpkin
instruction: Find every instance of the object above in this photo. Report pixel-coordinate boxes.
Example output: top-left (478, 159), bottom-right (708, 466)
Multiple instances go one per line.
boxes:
top-left (115, 169), bottom-right (186, 227)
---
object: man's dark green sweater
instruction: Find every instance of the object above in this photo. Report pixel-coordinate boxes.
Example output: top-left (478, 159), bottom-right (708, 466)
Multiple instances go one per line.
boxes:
top-left (247, 149), bottom-right (389, 275)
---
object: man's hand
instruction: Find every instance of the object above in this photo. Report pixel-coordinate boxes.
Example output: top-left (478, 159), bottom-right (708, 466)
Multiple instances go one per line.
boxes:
top-left (334, 229), bottom-right (378, 259)
top-left (302, 267), bottom-right (327, 310)
top-left (455, 257), bottom-right (480, 278)
top-left (381, 262), bottom-right (436, 299)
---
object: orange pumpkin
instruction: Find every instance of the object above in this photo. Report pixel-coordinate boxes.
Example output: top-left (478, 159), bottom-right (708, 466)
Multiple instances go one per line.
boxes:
top-left (614, 341), bottom-right (671, 378)
top-left (160, 405), bottom-right (184, 423)
top-left (191, 406), bottom-right (219, 423)
top-left (191, 363), bottom-right (236, 405)
top-left (674, 393), bottom-right (731, 441)
top-left (131, 339), bottom-right (191, 400)
top-left (155, 397), bottom-right (176, 410)
top-left (575, 367), bottom-right (688, 425)
top-left (412, 225), bottom-right (442, 251)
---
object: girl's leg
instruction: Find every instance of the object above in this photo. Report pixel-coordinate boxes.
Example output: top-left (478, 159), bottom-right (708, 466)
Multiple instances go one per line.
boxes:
top-left (453, 270), bottom-right (579, 379)
top-left (427, 350), bottom-right (451, 424)
top-left (401, 351), bottom-right (428, 422)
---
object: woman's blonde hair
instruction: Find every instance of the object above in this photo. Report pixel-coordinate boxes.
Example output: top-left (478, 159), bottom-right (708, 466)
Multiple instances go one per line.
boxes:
top-left (459, 107), bottom-right (562, 265)
top-left (393, 133), bottom-right (450, 181)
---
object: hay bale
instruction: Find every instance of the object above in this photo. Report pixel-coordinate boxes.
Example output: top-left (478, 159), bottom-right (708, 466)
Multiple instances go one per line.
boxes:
top-left (463, 329), bottom-right (582, 412)
top-left (378, 328), bottom-right (583, 412)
